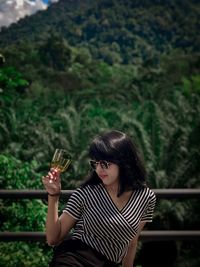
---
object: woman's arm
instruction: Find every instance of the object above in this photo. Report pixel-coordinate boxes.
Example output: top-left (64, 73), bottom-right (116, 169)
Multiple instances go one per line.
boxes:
top-left (42, 169), bottom-right (77, 246)
top-left (45, 195), bottom-right (77, 246)
top-left (122, 221), bottom-right (146, 267)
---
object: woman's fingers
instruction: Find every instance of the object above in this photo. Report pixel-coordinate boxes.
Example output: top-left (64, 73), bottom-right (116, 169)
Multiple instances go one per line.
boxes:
top-left (50, 168), bottom-right (60, 178)
top-left (44, 169), bottom-right (59, 182)
top-left (42, 169), bottom-right (61, 188)
top-left (42, 168), bottom-right (61, 195)
top-left (42, 175), bottom-right (61, 195)
top-left (42, 175), bottom-right (51, 185)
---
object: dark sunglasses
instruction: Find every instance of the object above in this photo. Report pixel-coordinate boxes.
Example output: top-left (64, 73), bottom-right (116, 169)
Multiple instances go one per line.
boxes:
top-left (89, 160), bottom-right (112, 170)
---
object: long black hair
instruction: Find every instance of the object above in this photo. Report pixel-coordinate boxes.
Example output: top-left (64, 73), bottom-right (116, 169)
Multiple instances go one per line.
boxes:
top-left (83, 130), bottom-right (147, 196)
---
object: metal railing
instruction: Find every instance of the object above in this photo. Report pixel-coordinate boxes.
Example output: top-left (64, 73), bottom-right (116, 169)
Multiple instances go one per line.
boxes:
top-left (0, 189), bottom-right (200, 242)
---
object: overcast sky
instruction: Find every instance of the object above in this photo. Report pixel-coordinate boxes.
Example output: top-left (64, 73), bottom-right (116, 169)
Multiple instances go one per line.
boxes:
top-left (0, 0), bottom-right (59, 28)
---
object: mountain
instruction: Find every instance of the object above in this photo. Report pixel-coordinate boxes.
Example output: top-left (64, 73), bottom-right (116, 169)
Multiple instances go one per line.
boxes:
top-left (0, 0), bottom-right (199, 64)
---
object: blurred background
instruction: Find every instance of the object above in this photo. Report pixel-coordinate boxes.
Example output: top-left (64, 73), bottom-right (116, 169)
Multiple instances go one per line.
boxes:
top-left (0, 0), bottom-right (200, 266)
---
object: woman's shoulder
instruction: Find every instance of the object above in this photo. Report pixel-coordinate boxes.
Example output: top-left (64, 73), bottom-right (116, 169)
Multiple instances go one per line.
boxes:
top-left (136, 186), bottom-right (156, 199)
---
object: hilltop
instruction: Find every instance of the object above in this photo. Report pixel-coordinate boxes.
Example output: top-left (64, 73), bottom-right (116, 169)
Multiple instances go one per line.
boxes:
top-left (0, 0), bottom-right (200, 64)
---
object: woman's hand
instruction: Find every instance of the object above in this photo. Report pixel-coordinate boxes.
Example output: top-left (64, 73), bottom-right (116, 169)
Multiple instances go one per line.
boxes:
top-left (42, 168), bottom-right (61, 196)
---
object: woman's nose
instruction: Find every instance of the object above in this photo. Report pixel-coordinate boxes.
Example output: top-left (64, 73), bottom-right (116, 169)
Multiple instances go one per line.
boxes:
top-left (96, 163), bottom-right (104, 171)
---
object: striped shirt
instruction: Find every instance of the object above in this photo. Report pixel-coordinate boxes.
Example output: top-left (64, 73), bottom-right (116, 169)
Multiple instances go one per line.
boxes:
top-left (63, 183), bottom-right (156, 263)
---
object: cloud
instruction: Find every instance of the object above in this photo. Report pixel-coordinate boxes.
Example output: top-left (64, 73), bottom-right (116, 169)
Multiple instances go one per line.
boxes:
top-left (0, 0), bottom-right (58, 28)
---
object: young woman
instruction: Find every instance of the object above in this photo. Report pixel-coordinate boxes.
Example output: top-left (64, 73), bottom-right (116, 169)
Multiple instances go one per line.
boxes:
top-left (42, 130), bottom-right (156, 267)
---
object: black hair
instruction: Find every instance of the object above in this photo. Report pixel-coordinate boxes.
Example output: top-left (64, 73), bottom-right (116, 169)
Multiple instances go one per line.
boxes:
top-left (83, 130), bottom-right (147, 196)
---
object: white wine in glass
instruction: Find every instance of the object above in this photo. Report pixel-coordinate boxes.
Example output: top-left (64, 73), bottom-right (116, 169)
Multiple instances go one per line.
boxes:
top-left (50, 149), bottom-right (71, 173)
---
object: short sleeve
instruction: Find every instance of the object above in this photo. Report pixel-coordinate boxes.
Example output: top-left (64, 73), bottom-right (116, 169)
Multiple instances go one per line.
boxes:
top-left (62, 188), bottom-right (84, 220)
top-left (141, 189), bottom-right (156, 222)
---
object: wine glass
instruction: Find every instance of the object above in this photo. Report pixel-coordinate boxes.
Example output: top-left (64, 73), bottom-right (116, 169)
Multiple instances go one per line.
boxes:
top-left (49, 149), bottom-right (71, 183)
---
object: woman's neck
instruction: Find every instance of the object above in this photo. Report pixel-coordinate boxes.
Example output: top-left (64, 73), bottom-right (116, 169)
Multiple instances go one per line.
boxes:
top-left (104, 183), bottom-right (119, 196)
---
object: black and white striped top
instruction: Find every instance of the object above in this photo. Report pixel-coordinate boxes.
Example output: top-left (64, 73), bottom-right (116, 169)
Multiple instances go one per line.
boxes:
top-left (63, 183), bottom-right (156, 263)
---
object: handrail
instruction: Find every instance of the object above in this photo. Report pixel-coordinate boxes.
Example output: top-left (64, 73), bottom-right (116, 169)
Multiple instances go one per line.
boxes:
top-left (0, 188), bottom-right (200, 199)
top-left (1, 230), bottom-right (200, 242)
top-left (0, 188), bottom-right (200, 242)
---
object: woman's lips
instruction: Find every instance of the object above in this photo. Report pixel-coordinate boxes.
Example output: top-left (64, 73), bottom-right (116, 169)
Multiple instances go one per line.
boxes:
top-left (99, 174), bottom-right (108, 179)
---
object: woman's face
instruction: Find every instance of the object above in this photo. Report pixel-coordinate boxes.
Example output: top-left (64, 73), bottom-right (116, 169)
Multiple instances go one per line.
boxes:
top-left (93, 160), bottom-right (120, 187)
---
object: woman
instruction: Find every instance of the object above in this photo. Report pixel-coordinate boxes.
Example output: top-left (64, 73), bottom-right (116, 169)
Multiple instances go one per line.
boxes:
top-left (42, 130), bottom-right (156, 267)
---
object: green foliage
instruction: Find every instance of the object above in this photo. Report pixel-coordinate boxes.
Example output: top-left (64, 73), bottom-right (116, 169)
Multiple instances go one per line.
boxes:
top-left (0, 154), bottom-right (46, 231)
top-left (182, 74), bottom-right (200, 96)
top-left (0, 66), bottom-right (29, 94)
top-left (0, 155), bottom-right (50, 266)
top-left (39, 31), bottom-right (72, 71)
top-left (0, 242), bottom-right (51, 267)
top-left (0, 154), bottom-right (41, 189)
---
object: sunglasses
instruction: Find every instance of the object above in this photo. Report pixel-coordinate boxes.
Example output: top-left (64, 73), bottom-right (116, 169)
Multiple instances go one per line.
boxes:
top-left (89, 160), bottom-right (112, 170)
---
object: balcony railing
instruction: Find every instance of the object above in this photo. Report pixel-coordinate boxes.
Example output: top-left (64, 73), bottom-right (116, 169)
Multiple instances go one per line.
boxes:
top-left (0, 189), bottom-right (200, 242)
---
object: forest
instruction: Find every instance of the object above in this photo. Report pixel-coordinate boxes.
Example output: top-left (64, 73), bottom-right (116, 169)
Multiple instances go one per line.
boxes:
top-left (0, 0), bottom-right (200, 266)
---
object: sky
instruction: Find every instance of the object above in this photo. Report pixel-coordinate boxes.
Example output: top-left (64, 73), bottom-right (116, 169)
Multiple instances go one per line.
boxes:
top-left (0, 0), bottom-right (59, 28)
